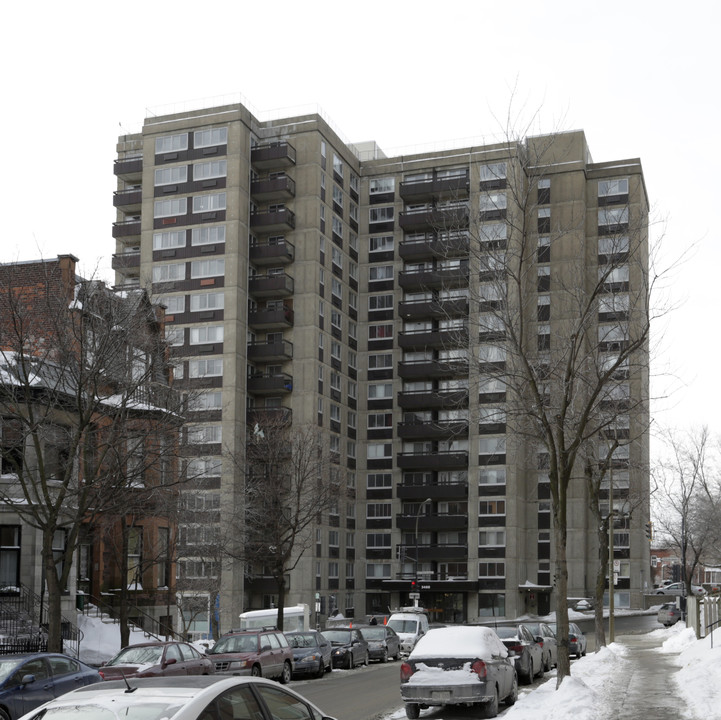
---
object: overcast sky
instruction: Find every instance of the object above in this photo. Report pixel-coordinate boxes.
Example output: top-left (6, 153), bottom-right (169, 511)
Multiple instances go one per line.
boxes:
top-left (1, 0), bottom-right (718, 448)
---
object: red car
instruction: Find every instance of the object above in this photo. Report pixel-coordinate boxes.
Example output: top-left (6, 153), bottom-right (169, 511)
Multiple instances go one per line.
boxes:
top-left (99, 641), bottom-right (214, 679)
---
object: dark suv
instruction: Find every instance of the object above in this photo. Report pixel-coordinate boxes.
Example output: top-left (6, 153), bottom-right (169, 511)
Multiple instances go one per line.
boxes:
top-left (206, 629), bottom-right (293, 683)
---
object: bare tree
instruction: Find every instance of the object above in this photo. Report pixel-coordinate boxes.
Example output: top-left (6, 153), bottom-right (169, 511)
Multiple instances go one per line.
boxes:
top-left (238, 418), bottom-right (341, 631)
top-left (0, 257), bottom-right (182, 652)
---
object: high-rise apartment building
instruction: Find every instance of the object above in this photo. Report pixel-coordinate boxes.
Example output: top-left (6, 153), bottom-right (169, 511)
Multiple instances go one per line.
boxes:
top-left (113, 100), bottom-right (650, 634)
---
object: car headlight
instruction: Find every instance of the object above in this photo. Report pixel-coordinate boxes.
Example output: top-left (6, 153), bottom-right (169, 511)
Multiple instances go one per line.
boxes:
top-left (299, 653), bottom-right (320, 663)
top-left (228, 660), bottom-right (251, 670)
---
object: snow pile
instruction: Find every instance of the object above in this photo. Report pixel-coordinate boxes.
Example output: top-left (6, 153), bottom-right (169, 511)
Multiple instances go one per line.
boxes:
top-left (77, 613), bottom-right (149, 665)
top-left (669, 626), bottom-right (721, 717)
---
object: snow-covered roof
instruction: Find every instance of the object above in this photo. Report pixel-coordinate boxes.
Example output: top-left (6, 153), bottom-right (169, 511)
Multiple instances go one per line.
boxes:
top-left (409, 626), bottom-right (508, 659)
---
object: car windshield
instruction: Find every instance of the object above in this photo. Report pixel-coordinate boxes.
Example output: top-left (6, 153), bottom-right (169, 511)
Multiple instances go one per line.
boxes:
top-left (494, 627), bottom-right (519, 640)
top-left (525, 624), bottom-right (541, 636)
top-left (288, 633), bottom-right (316, 648)
top-left (387, 620), bottom-right (418, 633)
top-left (109, 646), bottom-right (164, 666)
top-left (360, 627), bottom-right (386, 640)
top-left (31, 703), bottom-right (184, 720)
top-left (0, 659), bottom-right (23, 683)
top-left (209, 635), bottom-right (258, 654)
top-left (323, 630), bottom-right (352, 644)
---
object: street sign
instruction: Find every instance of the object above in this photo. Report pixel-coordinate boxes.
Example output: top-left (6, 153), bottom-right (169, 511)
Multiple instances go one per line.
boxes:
top-left (409, 592), bottom-right (420, 599)
top-left (613, 559), bottom-right (621, 570)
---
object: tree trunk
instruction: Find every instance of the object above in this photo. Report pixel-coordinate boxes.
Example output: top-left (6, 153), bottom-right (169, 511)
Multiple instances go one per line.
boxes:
top-left (593, 517), bottom-right (609, 649)
top-left (43, 532), bottom-right (63, 653)
top-left (119, 520), bottom-right (130, 648)
top-left (554, 521), bottom-right (571, 684)
top-left (275, 574), bottom-right (286, 631)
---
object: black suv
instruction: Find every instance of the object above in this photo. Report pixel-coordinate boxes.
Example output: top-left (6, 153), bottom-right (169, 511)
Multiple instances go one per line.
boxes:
top-left (206, 629), bottom-right (293, 682)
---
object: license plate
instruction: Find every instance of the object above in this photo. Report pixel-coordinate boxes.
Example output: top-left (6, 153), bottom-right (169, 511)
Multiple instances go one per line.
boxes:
top-left (431, 691), bottom-right (451, 702)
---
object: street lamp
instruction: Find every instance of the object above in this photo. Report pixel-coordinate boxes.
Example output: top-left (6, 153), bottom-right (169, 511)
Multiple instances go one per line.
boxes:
top-left (413, 498), bottom-right (432, 608)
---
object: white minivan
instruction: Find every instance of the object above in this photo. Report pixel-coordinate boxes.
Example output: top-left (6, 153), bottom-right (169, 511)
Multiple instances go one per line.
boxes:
top-left (387, 610), bottom-right (429, 654)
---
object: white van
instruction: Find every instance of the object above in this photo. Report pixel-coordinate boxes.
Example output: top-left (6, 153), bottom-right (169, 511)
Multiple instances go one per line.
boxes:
top-left (387, 610), bottom-right (429, 654)
top-left (239, 603), bottom-right (310, 632)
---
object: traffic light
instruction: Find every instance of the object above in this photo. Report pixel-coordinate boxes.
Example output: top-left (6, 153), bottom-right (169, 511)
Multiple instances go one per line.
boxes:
top-left (645, 521), bottom-right (653, 541)
top-left (410, 579), bottom-right (417, 590)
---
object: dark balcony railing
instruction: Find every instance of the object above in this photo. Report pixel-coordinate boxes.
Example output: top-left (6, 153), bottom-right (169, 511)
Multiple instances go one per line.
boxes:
top-left (397, 479), bottom-right (469, 500)
top-left (397, 450), bottom-right (468, 469)
top-left (248, 273), bottom-right (294, 297)
top-left (398, 326), bottom-right (468, 349)
top-left (399, 234), bottom-right (470, 261)
top-left (397, 389), bottom-right (468, 410)
top-left (399, 174), bottom-right (469, 201)
top-left (251, 142), bottom-right (297, 168)
top-left (396, 543), bottom-right (469, 561)
top-left (114, 156), bottom-right (143, 179)
top-left (112, 219), bottom-right (141, 239)
top-left (113, 188), bottom-right (142, 211)
top-left (397, 359), bottom-right (468, 380)
top-left (398, 262), bottom-right (469, 290)
top-left (249, 240), bottom-right (295, 265)
top-left (247, 373), bottom-right (293, 394)
top-left (250, 209), bottom-right (296, 233)
top-left (398, 297), bottom-right (468, 319)
top-left (398, 206), bottom-right (470, 232)
top-left (248, 307), bottom-right (294, 329)
top-left (397, 420), bottom-right (468, 440)
top-left (396, 513), bottom-right (468, 531)
top-left (251, 175), bottom-right (296, 201)
top-left (111, 251), bottom-right (140, 272)
top-left (246, 407), bottom-right (292, 427)
top-left (247, 340), bottom-right (294, 361)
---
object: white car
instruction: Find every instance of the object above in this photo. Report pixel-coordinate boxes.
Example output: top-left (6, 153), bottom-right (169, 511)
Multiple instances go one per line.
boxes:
top-left (655, 582), bottom-right (706, 596)
top-left (18, 675), bottom-right (336, 720)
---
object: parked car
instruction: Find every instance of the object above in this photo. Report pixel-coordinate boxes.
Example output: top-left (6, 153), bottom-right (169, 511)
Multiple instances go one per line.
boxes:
top-left (358, 625), bottom-right (400, 663)
top-left (0, 653), bottom-right (101, 720)
top-left (206, 629), bottom-right (293, 683)
top-left (386, 611), bottom-right (429, 655)
top-left (320, 627), bottom-right (369, 669)
top-left (16, 675), bottom-right (337, 720)
top-left (493, 624), bottom-right (543, 683)
top-left (400, 626), bottom-right (517, 719)
top-left (548, 622), bottom-right (587, 659)
top-left (284, 630), bottom-right (332, 678)
top-left (655, 582), bottom-right (706, 596)
top-left (524, 622), bottom-right (558, 671)
top-left (657, 602), bottom-right (683, 626)
top-left (100, 642), bottom-right (213, 680)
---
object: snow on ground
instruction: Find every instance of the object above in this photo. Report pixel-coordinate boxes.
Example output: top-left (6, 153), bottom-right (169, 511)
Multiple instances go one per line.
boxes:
top-left (384, 620), bottom-right (721, 720)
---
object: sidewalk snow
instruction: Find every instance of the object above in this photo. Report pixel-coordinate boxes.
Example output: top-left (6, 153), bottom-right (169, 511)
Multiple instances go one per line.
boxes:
top-left (77, 613), bottom-right (151, 665)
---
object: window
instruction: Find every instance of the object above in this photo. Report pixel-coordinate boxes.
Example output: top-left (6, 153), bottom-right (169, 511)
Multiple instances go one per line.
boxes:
top-left (369, 207), bottom-right (394, 224)
top-left (155, 166), bottom-right (188, 186)
top-left (369, 265), bottom-right (393, 281)
top-left (479, 529), bottom-right (506, 547)
top-left (598, 206), bottom-right (629, 226)
top-left (366, 533), bottom-right (391, 548)
top-left (333, 185), bottom-right (343, 209)
top-left (330, 404), bottom-right (341, 423)
top-left (193, 193), bottom-right (226, 213)
top-left (600, 265), bottom-right (629, 284)
top-left (479, 467), bottom-right (506, 485)
top-left (158, 295), bottom-right (185, 313)
top-left (350, 172), bottom-right (359, 193)
top-left (127, 527), bottom-right (142, 587)
top-left (347, 380), bottom-right (357, 399)
top-left (479, 163), bottom-right (506, 183)
top-left (598, 178), bottom-right (628, 197)
top-left (165, 326), bottom-right (184, 346)
top-left (189, 358), bottom-right (223, 378)
top-left (187, 425), bottom-right (222, 444)
top-left (368, 383), bottom-right (392, 399)
top-left (331, 278), bottom-right (342, 300)
top-left (347, 412), bottom-right (356, 430)
top-left (189, 326), bottom-right (224, 344)
top-left (193, 159), bottom-right (227, 181)
top-left (599, 235), bottom-right (630, 255)
top-left (154, 198), bottom-right (187, 218)
top-left (479, 500), bottom-right (506, 516)
top-left (155, 133), bottom-right (188, 153)
top-left (194, 127), bottom-right (228, 148)
top-left (332, 216), bottom-right (343, 240)
top-left (332, 247), bottom-right (343, 269)
top-left (367, 473), bottom-right (392, 488)
top-left (366, 563), bottom-right (391, 579)
top-left (367, 443), bottom-right (392, 459)
top-left (368, 413), bottom-right (393, 429)
top-left (190, 291), bottom-right (224, 311)
top-left (479, 436), bottom-right (506, 456)
top-left (478, 593), bottom-right (505, 617)
top-left (478, 561), bottom-right (505, 578)
top-left (190, 259), bottom-right (225, 278)
top-left (152, 263), bottom-right (185, 282)
top-left (333, 153), bottom-right (343, 177)
top-left (331, 340), bottom-right (342, 361)
top-left (0, 526), bottom-right (20, 587)
top-left (369, 294), bottom-right (394, 311)
top-left (479, 222), bottom-right (507, 245)
top-left (191, 226), bottom-right (226, 246)
top-left (369, 323), bottom-right (394, 340)
top-left (369, 235), bottom-right (394, 253)
top-left (366, 503), bottom-right (392, 518)
top-left (368, 353), bottom-right (392, 369)
top-left (348, 351), bottom-right (357, 371)
top-left (479, 192), bottom-right (507, 211)
top-left (369, 177), bottom-right (395, 194)
top-left (153, 230), bottom-right (186, 250)
top-left (190, 392), bottom-right (223, 411)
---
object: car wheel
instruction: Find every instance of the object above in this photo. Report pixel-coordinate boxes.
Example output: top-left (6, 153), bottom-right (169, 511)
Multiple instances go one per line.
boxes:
top-left (381, 649), bottom-right (388, 663)
top-left (536, 658), bottom-right (544, 678)
top-left (316, 660), bottom-right (325, 678)
top-left (251, 664), bottom-right (262, 677)
top-left (279, 661), bottom-right (292, 685)
top-left (543, 652), bottom-right (551, 672)
top-left (363, 651), bottom-right (369, 666)
top-left (481, 687), bottom-right (499, 718)
top-left (505, 673), bottom-right (518, 706)
top-left (325, 659), bottom-right (332, 673)
top-left (405, 703), bottom-right (420, 720)
top-left (0, 708), bottom-right (10, 720)
top-left (348, 654), bottom-right (355, 669)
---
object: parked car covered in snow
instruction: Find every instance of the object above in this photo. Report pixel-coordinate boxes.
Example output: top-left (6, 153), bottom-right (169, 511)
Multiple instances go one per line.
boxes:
top-left (100, 642), bottom-right (213, 680)
top-left (400, 626), bottom-right (517, 719)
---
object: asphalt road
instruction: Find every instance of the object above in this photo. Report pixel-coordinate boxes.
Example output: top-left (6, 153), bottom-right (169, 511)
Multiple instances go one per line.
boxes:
top-left (289, 613), bottom-right (663, 720)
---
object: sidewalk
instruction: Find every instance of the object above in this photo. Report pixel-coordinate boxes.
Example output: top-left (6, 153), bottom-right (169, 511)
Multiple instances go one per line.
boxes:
top-left (605, 632), bottom-right (692, 719)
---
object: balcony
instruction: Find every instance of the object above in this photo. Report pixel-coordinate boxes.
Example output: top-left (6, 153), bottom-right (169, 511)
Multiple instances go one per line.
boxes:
top-left (397, 420), bottom-right (468, 440)
top-left (247, 373), bottom-right (293, 395)
top-left (248, 273), bottom-right (294, 298)
top-left (247, 339), bottom-right (293, 362)
top-left (248, 307), bottom-right (294, 330)
top-left (112, 219), bottom-right (141, 240)
top-left (398, 262), bottom-right (469, 290)
top-left (251, 175), bottom-right (296, 201)
top-left (246, 406), bottom-right (292, 427)
top-left (398, 297), bottom-right (468, 319)
top-left (249, 240), bottom-right (295, 266)
top-left (399, 234), bottom-right (470, 261)
top-left (114, 156), bottom-right (143, 181)
top-left (396, 513), bottom-right (468, 531)
top-left (113, 188), bottom-right (142, 214)
top-left (398, 205), bottom-right (469, 232)
top-left (250, 208), bottom-right (296, 233)
top-left (397, 479), bottom-right (469, 500)
top-left (397, 359), bottom-right (468, 380)
top-left (398, 326), bottom-right (468, 350)
top-left (397, 450), bottom-right (468, 470)
top-left (397, 389), bottom-right (468, 410)
top-left (251, 142), bottom-right (297, 169)
top-left (399, 173), bottom-right (469, 202)
top-left (111, 251), bottom-right (140, 273)
top-left (396, 543), bottom-right (469, 562)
